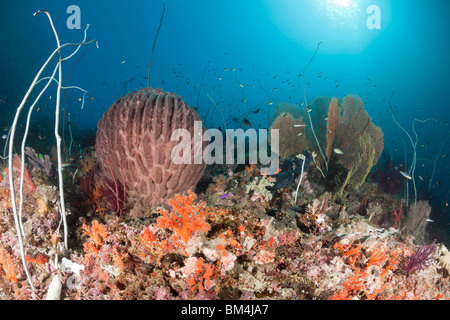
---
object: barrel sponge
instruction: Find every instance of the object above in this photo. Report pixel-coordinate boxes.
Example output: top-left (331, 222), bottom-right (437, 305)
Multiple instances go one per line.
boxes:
top-left (95, 88), bottom-right (206, 217)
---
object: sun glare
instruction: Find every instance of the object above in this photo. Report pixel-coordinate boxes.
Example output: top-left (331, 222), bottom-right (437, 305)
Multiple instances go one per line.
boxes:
top-left (332, 0), bottom-right (353, 7)
top-left (264, 0), bottom-right (377, 54)
top-left (318, 0), bottom-right (359, 21)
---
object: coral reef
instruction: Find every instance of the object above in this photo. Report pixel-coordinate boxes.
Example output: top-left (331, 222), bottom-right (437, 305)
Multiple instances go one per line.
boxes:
top-left (0, 89), bottom-right (447, 301)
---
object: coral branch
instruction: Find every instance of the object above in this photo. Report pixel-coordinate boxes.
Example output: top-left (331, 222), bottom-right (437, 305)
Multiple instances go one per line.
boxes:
top-left (392, 199), bottom-right (403, 229)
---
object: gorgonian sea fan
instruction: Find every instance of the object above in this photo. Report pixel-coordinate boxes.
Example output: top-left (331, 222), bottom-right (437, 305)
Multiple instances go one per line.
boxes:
top-left (404, 240), bottom-right (437, 277)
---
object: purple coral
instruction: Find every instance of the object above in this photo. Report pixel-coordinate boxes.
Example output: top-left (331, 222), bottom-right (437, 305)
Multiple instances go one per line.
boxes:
top-left (404, 239), bottom-right (437, 277)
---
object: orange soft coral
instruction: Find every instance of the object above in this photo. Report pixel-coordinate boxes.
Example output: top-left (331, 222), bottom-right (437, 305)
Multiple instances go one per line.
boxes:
top-left (331, 242), bottom-right (402, 300)
top-left (82, 220), bottom-right (108, 248)
top-left (0, 248), bottom-right (17, 282)
top-left (156, 191), bottom-right (213, 244)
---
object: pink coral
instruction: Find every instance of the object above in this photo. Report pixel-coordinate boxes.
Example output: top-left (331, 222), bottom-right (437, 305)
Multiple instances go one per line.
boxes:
top-left (253, 249), bottom-right (276, 264)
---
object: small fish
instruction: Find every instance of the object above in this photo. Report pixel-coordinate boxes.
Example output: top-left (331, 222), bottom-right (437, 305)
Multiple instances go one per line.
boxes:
top-left (242, 98), bottom-right (247, 102)
top-left (224, 68), bottom-right (228, 71)
top-left (418, 176), bottom-right (423, 181)
top-left (268, 101), bottom-right (273, 105)
top-left (336, 85), bottom-right (340, 88)
top-left (273, 75), bottom-right (278, 79)
top-left (399, 171), bottom-right (412, 179)
top-left (441, 154), bottom-right (446, 158)
top-left (220, 194), bottom-right (229, 200)
top-left (218, 76), bottom-right (222, 80)
top-left (294, 124), bottom-right (307, 127)
top-left (307, 108), bottom-right (312, 113)
top-left (324, 117), bottom-right (328, 121)
top-left (426, 219), bottom-right (435, 223)
top-left (244, 119), bottom-right (251, 127)
top-left (272, 88), bottom-right (278, 91)
top-left (253, 108), bottom-right (261, 114)
top-left (1, 134), bottom-right (7, 139)
top-left (297, 133), bottom-right (303, 136)
top-left (300, 102), bottom-right (304, 106)
top-left (67, 121), bottom-right (73, 126)
top-left (333, 148), bottom-right (344, 155)
top-left (120, 60), bottom-right (125, 64)
top-left (90, 97), bottom-right (94, 101)
top-left (78, 98), bottom-right (82, 101)
top-left (61, 162), bottom-right (72, 168)
top-left (328, 130), bottom-right (334, 134)
top-left (239, 83), bottom-right (244, 88)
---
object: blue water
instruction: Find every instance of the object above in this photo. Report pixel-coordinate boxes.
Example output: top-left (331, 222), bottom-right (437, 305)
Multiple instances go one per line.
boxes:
top-left (0, 0), bottom-right (449, 237)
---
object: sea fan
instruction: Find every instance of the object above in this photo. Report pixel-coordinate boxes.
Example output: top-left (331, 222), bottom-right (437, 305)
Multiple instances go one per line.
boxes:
top-left (404, 240), bottom-right (437, 277)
